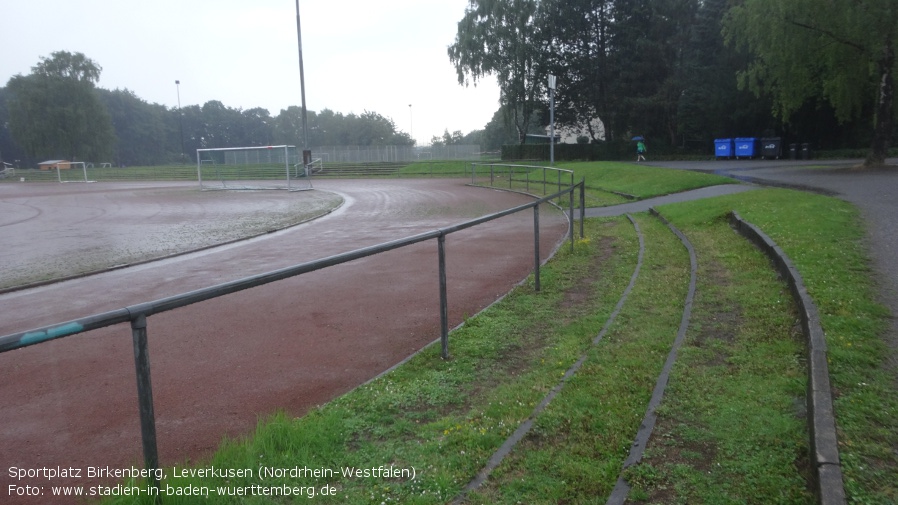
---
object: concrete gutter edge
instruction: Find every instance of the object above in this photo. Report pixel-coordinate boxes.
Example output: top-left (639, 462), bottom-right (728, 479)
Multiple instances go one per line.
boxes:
top-left (728, 211), bottom-right (846, 505)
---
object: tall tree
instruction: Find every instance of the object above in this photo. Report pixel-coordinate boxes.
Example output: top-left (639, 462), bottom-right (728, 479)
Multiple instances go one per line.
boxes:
top-left (98, 88), bottom-right (172, 166)
top-left (238, 107), bottom-right (274, 147)
top-left (449, 0), bottom-right (548, 143)
top-left (6, 51), bottom-right (114, 162)
top-left (0, 87), bottom-right (28, 166)
top-left (677, 0), bottom-right (775, 145)
top-left (608, 0), bottom-right (698, 145)
top-left (541, 0), bottom-right (615, 140)
top-left (724, 0), bottom-right (898, 166)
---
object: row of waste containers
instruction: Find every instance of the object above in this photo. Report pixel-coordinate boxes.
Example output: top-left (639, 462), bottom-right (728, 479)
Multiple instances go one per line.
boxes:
top-left (714, 138), bottom-right (812, 160)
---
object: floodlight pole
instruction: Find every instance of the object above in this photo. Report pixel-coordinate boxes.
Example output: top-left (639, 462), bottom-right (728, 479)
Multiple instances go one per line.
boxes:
top-left (548, 75), bottom-right (556, 166)
top-left (175, 80), bottom-right (185, 162)
top-left (295, 0), bottom-right (309, 152)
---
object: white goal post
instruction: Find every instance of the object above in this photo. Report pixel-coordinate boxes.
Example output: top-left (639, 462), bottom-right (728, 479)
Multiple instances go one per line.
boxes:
top-left (57, 161), bottom-right (95, 183)
top-left (196, 145), bottom-right (313, 191)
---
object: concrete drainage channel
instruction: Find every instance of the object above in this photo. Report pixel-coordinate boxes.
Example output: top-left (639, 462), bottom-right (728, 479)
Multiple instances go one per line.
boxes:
top-left (450, 208), bottom-right (845, 505)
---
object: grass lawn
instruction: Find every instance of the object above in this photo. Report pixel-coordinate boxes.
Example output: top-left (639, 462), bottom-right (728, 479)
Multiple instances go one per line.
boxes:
top-left (94, 163), bottom-right (896, 504)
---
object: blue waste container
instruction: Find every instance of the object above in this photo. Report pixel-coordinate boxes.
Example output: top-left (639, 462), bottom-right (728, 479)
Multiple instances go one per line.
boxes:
top-left (735, 137), bottom-right (758, 158)
top-left (714, 139), bottom-right (734, 159)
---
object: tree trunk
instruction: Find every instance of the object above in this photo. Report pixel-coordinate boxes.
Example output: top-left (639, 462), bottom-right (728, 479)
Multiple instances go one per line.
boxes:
top-left (866, 41), bottom-right (895, 167)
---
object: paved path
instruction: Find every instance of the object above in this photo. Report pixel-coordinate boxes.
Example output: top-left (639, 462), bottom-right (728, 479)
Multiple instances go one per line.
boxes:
top-left (584, 183), bottom-right (757, 217)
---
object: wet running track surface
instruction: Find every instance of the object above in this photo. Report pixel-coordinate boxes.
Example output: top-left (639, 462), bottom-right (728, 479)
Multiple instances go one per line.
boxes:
top-left (0, 179), bottom-right (568, 502)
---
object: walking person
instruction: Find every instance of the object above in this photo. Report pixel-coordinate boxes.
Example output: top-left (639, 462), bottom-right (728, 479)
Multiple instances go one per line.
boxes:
top-left (636, 139), bottom-right (647, 162)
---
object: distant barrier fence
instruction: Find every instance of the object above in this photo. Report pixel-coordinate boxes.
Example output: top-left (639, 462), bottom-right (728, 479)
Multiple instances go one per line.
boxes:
top-left (4, 146), bottom-right (485, 183)
top-left (0, 173), bottom-right (585, 492)
top-left (312, 145), bottom-right (481, 164)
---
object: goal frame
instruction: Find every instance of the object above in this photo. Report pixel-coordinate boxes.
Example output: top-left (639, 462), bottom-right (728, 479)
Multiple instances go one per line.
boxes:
top-left (57, 161), bottom-right (94, 183)
top-left (196, 145), bottom-right (312, 192)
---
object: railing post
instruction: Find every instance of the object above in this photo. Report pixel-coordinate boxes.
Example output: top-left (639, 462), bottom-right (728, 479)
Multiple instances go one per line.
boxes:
top-left (557, 170), bottom-right (562, 205)
top-left (533, 205), bottom-right (541, 292)
top-left (490, 165), bottom-right (495, 188)
top-left (438, 234), bottom-right (450, 359)
top-left (130, 313), bottom-right (160, 494)
top-left (580, 178), bottom-right (585, 239)
top-left (542, 167), bottom-right (547, 195)
top-left (569, 187), bottom-right (575, 253)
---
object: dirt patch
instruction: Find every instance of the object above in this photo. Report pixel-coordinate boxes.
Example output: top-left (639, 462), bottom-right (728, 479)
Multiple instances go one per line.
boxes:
top-left (689, 258), bottom-right (742, 366)
top-left (633, 257), bottom-right (741, 503)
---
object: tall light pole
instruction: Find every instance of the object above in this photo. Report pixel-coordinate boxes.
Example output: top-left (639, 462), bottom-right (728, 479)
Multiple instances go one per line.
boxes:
top-left (175, 80), bottom-right (185, 161)
top-left (409, 104), bottom-right (413, 144)
top-left (295, 0), bottom-right (309, 152)
top-left (548, 75), bottom-right (557, 166)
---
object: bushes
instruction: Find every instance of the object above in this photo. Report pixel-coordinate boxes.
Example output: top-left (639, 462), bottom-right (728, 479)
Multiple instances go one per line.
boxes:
top-left (502, 142), bottom-right (632, 162)
top-left (501, 141), bottom-right (710, 162)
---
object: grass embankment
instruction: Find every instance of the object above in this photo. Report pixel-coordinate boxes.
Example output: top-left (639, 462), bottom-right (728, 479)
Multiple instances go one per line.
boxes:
top-left (456, 160), bottom-right (736, 208)
top-left (104, 163), bottom-right (895, 504)
top-left (641, 189), bottom-right (898, 504)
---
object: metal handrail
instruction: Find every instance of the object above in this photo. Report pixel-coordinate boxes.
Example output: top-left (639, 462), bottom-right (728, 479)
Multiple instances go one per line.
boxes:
top-left (470, 162), bottom-right (575, 199)
top-left (0, 176), bottom-right (585, 489)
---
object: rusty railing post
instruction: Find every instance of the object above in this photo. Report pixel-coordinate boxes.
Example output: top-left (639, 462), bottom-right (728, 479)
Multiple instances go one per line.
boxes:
top-left (438, 233), bottom-right (450, 359)
top-left (533, 205), bottom-right (541, 292)
top-left (130, 312), bottom-right (160, 494)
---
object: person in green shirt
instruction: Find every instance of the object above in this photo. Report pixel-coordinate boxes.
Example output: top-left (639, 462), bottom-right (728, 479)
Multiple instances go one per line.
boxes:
top-left (636, 140), bottom-right (647, 162)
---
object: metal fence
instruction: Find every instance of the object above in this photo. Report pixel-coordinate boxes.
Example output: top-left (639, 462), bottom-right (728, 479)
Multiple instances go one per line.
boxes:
top-left (471, 163), bottom-right (575, 196)
top-left (0, 175), bottom-right (585, 491)
top-left (313, 144), bottom-right (481, 164)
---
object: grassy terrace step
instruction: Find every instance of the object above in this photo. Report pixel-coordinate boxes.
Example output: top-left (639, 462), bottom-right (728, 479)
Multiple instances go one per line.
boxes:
top-left (626, 205), bottom-right (811, 503)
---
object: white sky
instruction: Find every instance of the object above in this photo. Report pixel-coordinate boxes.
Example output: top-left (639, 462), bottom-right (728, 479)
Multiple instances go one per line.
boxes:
top-left (0, 0), bottom-right (500, 145)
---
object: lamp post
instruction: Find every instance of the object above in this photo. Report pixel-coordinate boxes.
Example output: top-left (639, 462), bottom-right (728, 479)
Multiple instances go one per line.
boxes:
top-left (548, 75), bottom-right (556, 166)
top-left (175, 80), bottom-right (185, 162)
top-left (409, 104), bottom-right (413, 144)
top-left (295, 0), bottom-right (309, 152)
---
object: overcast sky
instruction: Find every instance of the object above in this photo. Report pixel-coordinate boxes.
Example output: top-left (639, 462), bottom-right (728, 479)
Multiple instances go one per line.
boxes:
top-left (0, 0), bottom-right (500, 145)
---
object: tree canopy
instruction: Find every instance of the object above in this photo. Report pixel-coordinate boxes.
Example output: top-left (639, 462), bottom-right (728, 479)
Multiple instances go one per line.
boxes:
top-left (1, 54), bottom-right (418, 168)
top-left (6, 51), bottom-right (115, 162)
top-left (724, 0), bottom-right (898, 166)
top-left (449, 0), bottom-right (894, 159)
top-left (449, 0), bottom-right (547, 143)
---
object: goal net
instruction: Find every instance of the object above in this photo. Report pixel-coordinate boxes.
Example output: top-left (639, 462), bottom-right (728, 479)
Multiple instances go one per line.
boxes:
top-left (57, 162), bottom-right (95, 183)
top-left (196, 145), bottom-right (313, 191)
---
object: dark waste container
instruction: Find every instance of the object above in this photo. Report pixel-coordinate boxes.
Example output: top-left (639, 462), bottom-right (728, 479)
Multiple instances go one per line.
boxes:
top-left (789, 143), bottom-right (798, 160)
top-left (801, 143), bottom-right (812, 160)
top-left (735, 138), bottom-right (758, 158)
top-left (714, 138), bottom-right (734, 159)
top-left (761, 137), bottom-right (782, 159)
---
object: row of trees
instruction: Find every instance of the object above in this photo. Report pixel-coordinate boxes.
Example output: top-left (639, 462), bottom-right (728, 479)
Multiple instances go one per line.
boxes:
top-left (449, 0), bottom-right (898, 165)
top-left (0, 51), bottom-right (415, 168)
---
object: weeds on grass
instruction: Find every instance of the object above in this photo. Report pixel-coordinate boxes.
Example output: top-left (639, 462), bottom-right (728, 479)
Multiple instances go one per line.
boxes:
top-left (469, 214), bottom-right (693, 504)
top-left (643, 189), bottom-right (898, 504)
top-left (627, 208), bottom-right (812, 504)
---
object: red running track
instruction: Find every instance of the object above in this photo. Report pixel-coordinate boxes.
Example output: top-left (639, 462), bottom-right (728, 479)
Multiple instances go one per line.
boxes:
top-left (0, 179), bottom-right (568, 503)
